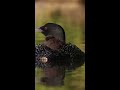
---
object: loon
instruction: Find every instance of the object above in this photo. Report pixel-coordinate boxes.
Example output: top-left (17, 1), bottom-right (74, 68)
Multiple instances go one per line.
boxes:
top-left (35, 23), bottom-right (85, 70)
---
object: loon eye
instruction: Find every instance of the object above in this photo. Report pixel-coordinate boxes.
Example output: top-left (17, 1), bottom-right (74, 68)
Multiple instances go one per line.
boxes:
top-left (44, 27), bottom-right (47, 30)
top-left (40, 57), bottom-right (48, 63)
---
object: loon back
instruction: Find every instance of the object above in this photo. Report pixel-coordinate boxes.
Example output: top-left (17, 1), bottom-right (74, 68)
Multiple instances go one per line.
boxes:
top-left (35, 43), bottom-right (85, 70)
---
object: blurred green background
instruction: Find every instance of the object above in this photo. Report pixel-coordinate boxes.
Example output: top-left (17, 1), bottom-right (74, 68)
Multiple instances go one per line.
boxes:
top-left (35, 0), bottom-right (85, 90)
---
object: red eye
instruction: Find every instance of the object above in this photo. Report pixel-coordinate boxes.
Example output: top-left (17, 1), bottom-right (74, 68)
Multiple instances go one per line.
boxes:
top-left (45, 27), bottom-right (47, 30)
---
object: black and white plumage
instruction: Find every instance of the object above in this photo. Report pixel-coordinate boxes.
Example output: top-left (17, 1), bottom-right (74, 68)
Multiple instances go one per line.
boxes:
top-left (35, 43), bottom-right (84, 70)
top-left (35, 23), bottom-right (85, 71)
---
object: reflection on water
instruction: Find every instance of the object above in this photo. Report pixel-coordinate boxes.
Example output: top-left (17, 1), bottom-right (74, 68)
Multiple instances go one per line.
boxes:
top-left (40, 66), bottom-right (65, 86)
top-left (35, 64), bottom-right (85, 90)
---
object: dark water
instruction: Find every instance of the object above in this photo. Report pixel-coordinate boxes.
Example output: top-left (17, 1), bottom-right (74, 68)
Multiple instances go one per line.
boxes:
top-left (35, 64), bottom-right (85, 90)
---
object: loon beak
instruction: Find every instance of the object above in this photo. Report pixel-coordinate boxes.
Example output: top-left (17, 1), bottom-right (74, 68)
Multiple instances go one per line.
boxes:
top-left (35, 28), bottom-right (43, 32)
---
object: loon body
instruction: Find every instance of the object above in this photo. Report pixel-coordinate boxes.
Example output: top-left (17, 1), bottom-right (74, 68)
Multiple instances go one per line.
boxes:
top-left (35, 23), bottom-right (85, 70)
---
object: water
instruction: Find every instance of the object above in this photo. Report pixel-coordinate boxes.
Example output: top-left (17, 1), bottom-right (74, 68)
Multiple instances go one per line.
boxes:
top-left (35, 64), bottom-right (85, 90)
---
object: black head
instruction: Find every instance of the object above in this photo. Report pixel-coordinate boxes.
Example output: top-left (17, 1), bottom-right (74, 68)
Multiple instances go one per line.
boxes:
top-left (38, 23), bottom-right (65, 42)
